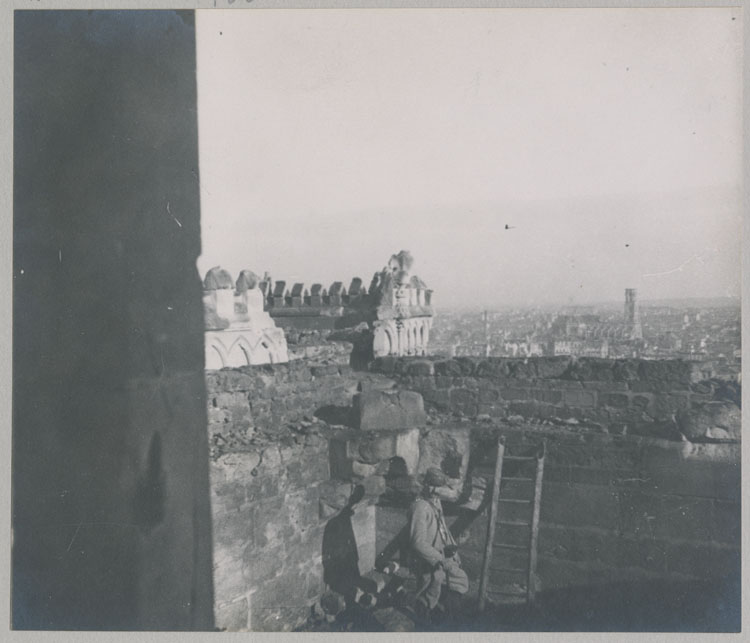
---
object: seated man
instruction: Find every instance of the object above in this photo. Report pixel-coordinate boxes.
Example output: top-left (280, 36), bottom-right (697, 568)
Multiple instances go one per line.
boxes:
top-left (408, 467), bottom-right (469, 623)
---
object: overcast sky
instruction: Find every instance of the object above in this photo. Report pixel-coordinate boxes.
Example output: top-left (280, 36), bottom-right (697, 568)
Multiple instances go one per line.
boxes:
top-left (195, 8), bottom-right (741, 308)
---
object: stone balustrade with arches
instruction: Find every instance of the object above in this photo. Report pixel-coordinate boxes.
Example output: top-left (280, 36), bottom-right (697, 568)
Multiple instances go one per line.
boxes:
top-left (203, 252), bottom-right (435, 365)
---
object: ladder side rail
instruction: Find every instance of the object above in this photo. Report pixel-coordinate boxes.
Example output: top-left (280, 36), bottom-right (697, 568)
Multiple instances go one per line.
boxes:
top-left (526, 441), bottom-right (546, 605)
top-left (478, 436), bottom-right (505, 612)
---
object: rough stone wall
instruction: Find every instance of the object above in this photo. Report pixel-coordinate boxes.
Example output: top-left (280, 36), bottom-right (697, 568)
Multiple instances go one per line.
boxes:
top-left (211, 433), bottom-right (331, 631)
top-left (371, 356), bottom-right (721, 439)
top-left (206, 354), bottom-right (360, 436)
top-left (12, 11), bottom-right (213, 630)
top-left (206, 358), bottom-right (399, 630)
top-left (448, 427), bottom-right (739, 605)
top-left (208, 354), bottom-right (740, 629)
top-left (371, 417), bottom-right (739, 620)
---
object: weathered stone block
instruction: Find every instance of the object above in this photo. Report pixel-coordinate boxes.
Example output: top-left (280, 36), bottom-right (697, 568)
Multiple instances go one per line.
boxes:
top-left (563, 389), bottom-right (597, 408)
top-left (244, 469), bottom-right (282, 503)
top-left (285, 526), bottom-right (325, 569)
top-left (440, 377), bottom-right (460, 390)
top-left (351, 460), bottom-right (379, 478)
top-left (462, 377), bottom-right (480, 390)
top-left (212, 478), bottom-right (247, 515)
top-left (531, 389), bottom-right (564, 404)
top-left (214, 546), bottom-right (250, 602)
top-left (421, 387), bottom-right (451, 411)
top-left (417, 426), bottom-right (471, 482)
top-left (434, 360), bottom-right (463, 376)
top-left (488, 404), bottom-right (508, 418)
top-left (358, 433), bottom-right (397, 464)
top-left (631, 394), bottom-right (651, 411)
top-left (534, 357), bottom-right (572, 379)
top-left (305, 566), bottom-right (324, 601)
top-left (412, 375), bottom-right (436, 391)
top-left (677, 401), bottom-right (741, 441)
top-left (353, 389), bottom-right (426, 430)
top-left (287, 454), bottom-right (330, 487)
top-left (286, 487), bottom-right (322, 535)
top-left (450, 387), bottom-right (478, 416)
top-left (215, 597), bottom-right (249, 631)
top-left (212, 505), bottom-right (255, 552)
top-left (478, 388), bottom-right (501, 403)
top-left (405, 360), bottom-right (434, 376)
top-left (252, 496), bottom-right (290, 548)
top-left (370, 356), bottom-right (399, 374)
top-left (242, 542), bottom-right (284, 584)
top-left (503, 388), bottom-right (531, 401)
top-left (638, 360), bottom-right (692, 387)
top-left (604, 393), bottom-right (630, 408)
top-left (583, 380), bottom-right (629, 392)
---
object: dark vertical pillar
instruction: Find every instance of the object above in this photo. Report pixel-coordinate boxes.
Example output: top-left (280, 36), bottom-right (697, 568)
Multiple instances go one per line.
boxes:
top-left (13, 10), bottom-right (213, 630)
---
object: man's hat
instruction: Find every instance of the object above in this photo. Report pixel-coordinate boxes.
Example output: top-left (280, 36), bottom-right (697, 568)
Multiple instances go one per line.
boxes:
top-left (423, 467), bottom-right (448, 487)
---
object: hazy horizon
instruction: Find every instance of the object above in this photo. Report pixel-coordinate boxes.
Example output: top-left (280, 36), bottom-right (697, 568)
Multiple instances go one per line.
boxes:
top-left (195, 8), bottom-right (741, 308)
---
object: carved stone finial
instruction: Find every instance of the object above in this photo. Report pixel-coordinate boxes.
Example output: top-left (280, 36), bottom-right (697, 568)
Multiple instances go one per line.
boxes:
top-left (388, 250), bottom-right (414, 284)
top-left (236, 269), bottom-right (260, 292)
top-left (203, 266), bottom-right (234, 290)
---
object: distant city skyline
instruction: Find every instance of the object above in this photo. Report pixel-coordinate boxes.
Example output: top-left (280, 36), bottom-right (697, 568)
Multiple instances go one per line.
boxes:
top-left (195, 8), bottom-right (741, 308)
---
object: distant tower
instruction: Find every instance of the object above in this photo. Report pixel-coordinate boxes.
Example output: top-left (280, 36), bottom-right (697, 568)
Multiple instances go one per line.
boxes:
top-left (483, 310), bottom-right (491, 357)
top-left (624, 288), bottom-right (642, 340)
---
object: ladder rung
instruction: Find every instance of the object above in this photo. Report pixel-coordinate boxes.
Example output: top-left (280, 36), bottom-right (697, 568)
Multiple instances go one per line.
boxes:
top-left (501, 476), bottom-right (534, 482)
top-left (491, 567), bottom-right (527, 574)
top-left (492, 543), bottom-right (527, 550)
top-left (497, 520), bottom-right (531, 527)
top-left (502, 456), bottom-right (537, 462)
top-left (497, 498), bottom-right (532, 504)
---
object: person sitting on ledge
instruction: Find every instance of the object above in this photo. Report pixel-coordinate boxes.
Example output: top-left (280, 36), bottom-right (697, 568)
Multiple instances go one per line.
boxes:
top-left (408, 467), bottom-right (469, 623)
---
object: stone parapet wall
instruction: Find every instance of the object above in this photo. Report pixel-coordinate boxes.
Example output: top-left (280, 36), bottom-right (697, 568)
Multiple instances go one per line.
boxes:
top-left (211, 431), bottom-right (331, 631)
top-left (206, 355), bottom-right (391, 436)
top-left (207, 356), bottom-right (740, 630)
top-left (370, 356), bottom-right (733, 440)
top-left (451, 427), bottom-right (740, 602)
top-left (206, 360), bottom-right (404, 630)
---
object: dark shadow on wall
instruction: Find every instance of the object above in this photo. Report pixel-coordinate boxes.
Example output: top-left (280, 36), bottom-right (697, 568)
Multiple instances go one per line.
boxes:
top-left (13, 10), bottom-right (213, 630)
top-left (450, 574), bottom-right (741, 632)
top-left (322, 486), bottom-right (365, 603)
top-left (315, 404), bottom-right (355, 427)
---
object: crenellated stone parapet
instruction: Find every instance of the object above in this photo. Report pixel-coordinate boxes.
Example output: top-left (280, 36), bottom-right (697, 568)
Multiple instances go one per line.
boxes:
top-left (203, 251), bottom-right (434, 362)
top-left (266, 251), bottom-right (434, 357)
top-left (203, 267), bottom-right (289, 369)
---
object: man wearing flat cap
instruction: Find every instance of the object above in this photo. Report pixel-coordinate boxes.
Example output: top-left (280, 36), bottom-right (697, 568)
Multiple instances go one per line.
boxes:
top-left (409, 467), bottom-right (469, 622)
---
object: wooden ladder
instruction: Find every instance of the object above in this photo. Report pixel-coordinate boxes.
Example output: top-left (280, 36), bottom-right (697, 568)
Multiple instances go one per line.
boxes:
top-left (478, 436), bottom-right (546, 612)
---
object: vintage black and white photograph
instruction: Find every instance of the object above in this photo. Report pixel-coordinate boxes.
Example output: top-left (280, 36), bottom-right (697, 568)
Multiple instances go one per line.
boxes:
top-left (10, 4), bottom-right (743, 633)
